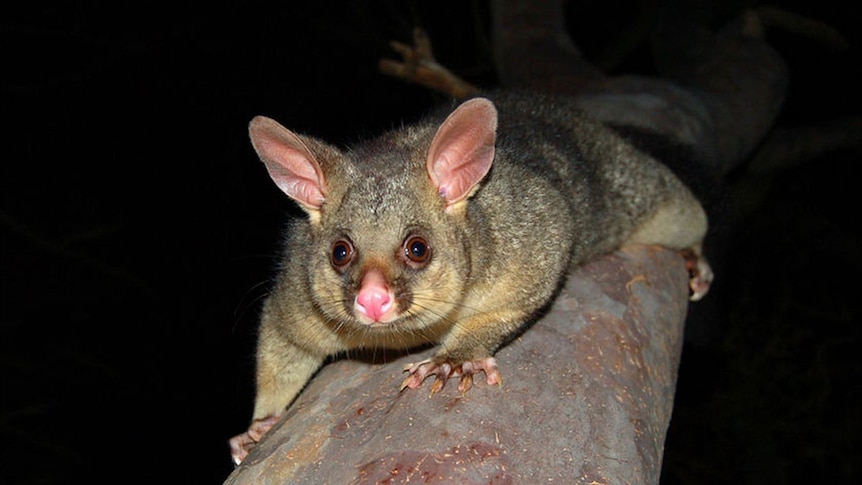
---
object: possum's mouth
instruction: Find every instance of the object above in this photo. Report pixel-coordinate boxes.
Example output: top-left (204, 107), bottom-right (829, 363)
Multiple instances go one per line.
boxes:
top-left (353, 309), bottom-right (401, 327)
top-left (350, 307), bottom-right (425, 331)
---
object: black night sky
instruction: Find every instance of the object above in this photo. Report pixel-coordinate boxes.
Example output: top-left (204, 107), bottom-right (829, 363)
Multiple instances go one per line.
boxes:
top-left (1, 1), bottom-right (859, 484)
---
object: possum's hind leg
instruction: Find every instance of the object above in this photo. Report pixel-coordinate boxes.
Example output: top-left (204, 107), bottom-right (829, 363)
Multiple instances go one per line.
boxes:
top-left (626, 195), bottom-right (713, 300)
top-left (680, 244), bottom-right (713, 301)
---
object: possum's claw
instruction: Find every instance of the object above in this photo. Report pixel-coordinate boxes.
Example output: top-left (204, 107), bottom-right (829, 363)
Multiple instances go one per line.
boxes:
top-left (681, 249), bottom-right (714, 301)
top-left (401, 356), bottom-right (501, 395)
top-left (229, 414), bottom-right (281, 466)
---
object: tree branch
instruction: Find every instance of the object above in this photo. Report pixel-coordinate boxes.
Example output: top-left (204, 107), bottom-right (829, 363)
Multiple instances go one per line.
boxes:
top-left (226, 247), bottom-right (689, 484)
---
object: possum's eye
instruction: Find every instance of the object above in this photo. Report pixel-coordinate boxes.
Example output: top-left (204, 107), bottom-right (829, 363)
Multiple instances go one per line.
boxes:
top-left (331, 238), bottom-right (355, 269)
top-left (402, 235), bottom-right (431, 267)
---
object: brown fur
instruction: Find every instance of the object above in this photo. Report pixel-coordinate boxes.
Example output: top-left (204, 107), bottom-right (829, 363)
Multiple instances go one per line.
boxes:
top-left (231, 92), bottom-right (710, 462)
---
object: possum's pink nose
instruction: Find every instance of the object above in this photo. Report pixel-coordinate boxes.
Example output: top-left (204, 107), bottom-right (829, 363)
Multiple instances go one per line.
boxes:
top-left (355, 269), bottom-right (393, 323)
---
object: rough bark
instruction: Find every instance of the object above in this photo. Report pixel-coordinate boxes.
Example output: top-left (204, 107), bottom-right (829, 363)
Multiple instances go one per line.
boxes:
top-left (225, 247), bottom-right (689, 484)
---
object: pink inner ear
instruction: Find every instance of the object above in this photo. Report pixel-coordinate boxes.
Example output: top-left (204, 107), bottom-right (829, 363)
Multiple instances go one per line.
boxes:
top-left (426, 98), bottom-right (497, 205)
top-left (249, 116), bottom-right (326, 210)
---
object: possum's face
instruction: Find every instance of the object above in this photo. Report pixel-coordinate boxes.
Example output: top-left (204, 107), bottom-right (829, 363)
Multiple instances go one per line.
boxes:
top-left (305, 147), bottom-right (471, 347)
top-left (249, 98), bottom-right (498, 348)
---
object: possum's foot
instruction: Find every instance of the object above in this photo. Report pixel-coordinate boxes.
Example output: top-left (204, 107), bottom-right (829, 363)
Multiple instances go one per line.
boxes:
top-left (229, 414), bottom-right (281, 466)
top-left (401, 356), bottom-right (501, 395)
top-left (682, 250), bottom-right (714, 301)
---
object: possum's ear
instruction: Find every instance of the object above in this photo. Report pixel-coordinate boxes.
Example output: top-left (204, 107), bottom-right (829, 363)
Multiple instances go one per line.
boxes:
top-left (426, 98), bottom-right (497, 211)
top-left (248, 116), bottom-right (329, 215)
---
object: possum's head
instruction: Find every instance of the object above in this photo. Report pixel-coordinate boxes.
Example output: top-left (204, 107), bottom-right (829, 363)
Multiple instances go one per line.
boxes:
top-left (248, 98), bottom-right (497, 344)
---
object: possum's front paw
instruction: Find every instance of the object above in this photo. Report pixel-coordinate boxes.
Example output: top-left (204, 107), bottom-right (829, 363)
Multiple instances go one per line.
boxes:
top-left (401, 356), bottom-right (502, 395)
top-left (229, 414), bottom-right (281, 465)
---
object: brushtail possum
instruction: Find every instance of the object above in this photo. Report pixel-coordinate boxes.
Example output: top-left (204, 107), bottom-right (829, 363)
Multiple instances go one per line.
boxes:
top-left (229, 92), bottom-right (712, 464)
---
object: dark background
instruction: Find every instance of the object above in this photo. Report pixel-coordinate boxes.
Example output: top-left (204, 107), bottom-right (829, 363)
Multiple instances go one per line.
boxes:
top-left (1, 1), bottom-right (858, 484)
